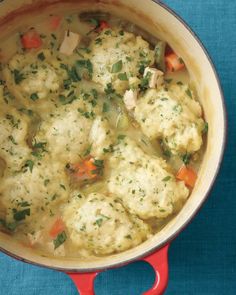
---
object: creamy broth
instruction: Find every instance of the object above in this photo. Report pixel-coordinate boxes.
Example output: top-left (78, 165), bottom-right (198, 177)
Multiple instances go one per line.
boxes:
top-left (0, 10), bottom-right (207, 258)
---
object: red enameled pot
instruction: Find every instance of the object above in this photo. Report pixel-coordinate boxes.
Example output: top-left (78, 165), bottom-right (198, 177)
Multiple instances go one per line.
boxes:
top-left (0, 1), bottom-right (226, 294)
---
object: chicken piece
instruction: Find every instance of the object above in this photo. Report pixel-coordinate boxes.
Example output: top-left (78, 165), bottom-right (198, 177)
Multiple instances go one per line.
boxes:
top-left (59, 31), bottom-right (80, 56)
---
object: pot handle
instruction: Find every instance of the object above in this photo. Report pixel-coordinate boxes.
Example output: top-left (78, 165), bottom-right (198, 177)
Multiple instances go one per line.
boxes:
top-left (68, 272), bottom-right (99, 295)
top-left (67, 244), bottom-right (169, 295)
top-left (142, 244), bottom-right (170, 295)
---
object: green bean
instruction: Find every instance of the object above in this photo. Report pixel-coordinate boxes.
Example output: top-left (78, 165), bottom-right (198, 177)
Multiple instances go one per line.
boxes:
top-left (154, 40), bottom-right (166, 71)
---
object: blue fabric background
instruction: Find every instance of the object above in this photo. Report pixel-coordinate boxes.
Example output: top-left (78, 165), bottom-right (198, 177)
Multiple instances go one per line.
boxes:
top-left (0, 0), bottom-right (235, 294)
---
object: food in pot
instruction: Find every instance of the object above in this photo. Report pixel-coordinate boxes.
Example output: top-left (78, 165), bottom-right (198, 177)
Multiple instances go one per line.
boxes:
top-left (0, 11), bottom-right (207, 258)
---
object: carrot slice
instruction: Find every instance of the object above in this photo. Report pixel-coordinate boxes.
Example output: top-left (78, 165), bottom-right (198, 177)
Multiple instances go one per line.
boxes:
top-left (49, 15), bottom-right (62, 30)
top-left (72, 158), bottom-right (99, 181)
top-left (49, 218), bottom-right (65, 238)
top-left (99, 20), bottom-right (110, 31)
top-left (21, 30), bottom-right (42, 49)
top-left (165, 52), bottom-right (185, 72)
top-left (176, 165), bottom-right (197, 188)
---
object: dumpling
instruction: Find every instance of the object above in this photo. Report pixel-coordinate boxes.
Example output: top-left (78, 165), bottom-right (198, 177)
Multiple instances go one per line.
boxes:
top-left (35, 99), bottom-right (94, 163)
top-left (0, 157), bottom-right (69, 226)
top-left (134, 84), bottom-right (205, 155)
top-left (0, 101), bottom-right (31, 172)
top-left (2, 49), bottom-right (66, 113)
top-left (62, 192), bottom-right (150, 255)
top-left (107, 138), bottom-right (189, 219)
top-left (89, 29), bottom-right (154, 94)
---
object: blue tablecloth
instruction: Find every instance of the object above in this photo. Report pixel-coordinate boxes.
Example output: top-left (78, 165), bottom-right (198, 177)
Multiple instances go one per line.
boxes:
top-left (0, 0), bottom-right (235, 294)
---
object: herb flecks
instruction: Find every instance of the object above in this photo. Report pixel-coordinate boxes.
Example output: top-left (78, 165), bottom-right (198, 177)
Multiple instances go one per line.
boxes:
top-left (92, 159), bottom-right (104, 176)
top-left (202, 122), bottom-right (208, 134)
top-left (37, 52), bottom-right (45, 61)
top-left (13, 69), bottom-right (25, 84)
top-left (30, 93), bottom-right (39, 101)
top-left (118, 72), bottom-right (128, 81)
top-left (53, 231), bottom-right (67, 249)
top-left (182, 153), bottom-right (191, 165)
top-left (23, 159), bottom-right (34, 173)
top-left (13, 208), bottom-right (30, 221)
top-left (162, 176), bottom-right (171, 182)
top-left (139, 72), bottom-right (152, 91)
top-left (111, 60), bottom-right (123, 73)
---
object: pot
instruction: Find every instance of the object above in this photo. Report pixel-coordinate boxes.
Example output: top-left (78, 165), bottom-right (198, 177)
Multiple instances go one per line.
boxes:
top-left (0, 0), bottom-right (226, 294)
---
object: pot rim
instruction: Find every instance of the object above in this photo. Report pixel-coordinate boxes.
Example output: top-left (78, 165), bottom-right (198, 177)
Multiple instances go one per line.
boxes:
top-left (0, 0), bottom-right (227, 273)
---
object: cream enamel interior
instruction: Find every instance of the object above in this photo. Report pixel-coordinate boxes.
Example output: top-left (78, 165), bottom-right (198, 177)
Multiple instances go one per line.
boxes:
top-left (0, 0), bottom-right (225, 271)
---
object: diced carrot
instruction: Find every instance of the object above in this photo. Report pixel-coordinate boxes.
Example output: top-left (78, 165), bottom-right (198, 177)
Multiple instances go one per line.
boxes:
top-left (176, 165), bottom-right (197, 188)
top-left (21, 30), bottom-right (42, 49)
top-left (49, 15), bottom-right (62, 30)
top-left (72, 158), bottom-right (99, 181)
top-left (165, 52), bottom-right (185, 72)
top-left (99, 20), bottom-right (110, 31)
top-left (49, 218), bottom-right (65, 238)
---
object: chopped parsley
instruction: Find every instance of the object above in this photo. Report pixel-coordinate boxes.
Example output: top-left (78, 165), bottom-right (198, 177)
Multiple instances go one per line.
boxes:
top-left (185, 88), bottom-right (193, 99)
top-left (105, 83), bottom-right (115, 95)
top-left (30, 93), bottom-right (39, 101)
top-left (5, 114), bottom-right (19, 128)
top-left (32, 141), bottom-right (47, 159)
top-left (111, 60), bottom-right (123, 73)
top-left (51, 33), bottom-right (57, 40)
top-left (103, 144), bottom-right (114, 153)
top-left (60, 184), bottom-right (66, 190)
top-left (117, 134), bottom-right (126, 140)
top-left (179, 57), bottom-right (185, 64)
top-left (33, 141), bottom-right (47, 149)
top-left (13, 69), bottom-right (25, 84)
top-left (182, 153), bottom-right (191, 165)
top-left (24, 160), bottom-right (34, 173)
top-left (19, 201), bottom-right (31, 207)
top-left (0, 219), bottom-right (17, 231)
top-left (202, 122), bottom-right (208, 134)
top-left (77, 108), bottom-right (95, 119)
top-left (102, 102), bottom-right (110, 112)
top-left (83, 145), bottom-right (92, 157)
top-left (13, 208), bottom-right (30, 221)
top-left (44, 179), bottom-right (50, 186)
top-left (95, 38), bottom-right (102, 45)
top-left (91, 88), bottom-right (98, 99)
top-left (95, 218), bottom-right (103, 227)
top-left (162, 176), bottom-right (171, 182)
top-left (104, 83), bottom-right (119, 100)
top-left (18, 108), bottom-right (33, 116)
top-left (59, 94), bottom-right (77, 105)
top-left (8, 135), bottom-right (17, 145)
top-left (160, 140), bottom-right (171, 158)
top-left (139, 72), bottom-right (152, 91)
top-left (53, 231), bottom-right (67, 249)
top-left (118, 72), bottom-right (128, 81)
top-left (60, 63), bottom-right (80, 85)
top-left (37, 52), bottom-right (45, 61)
top-left (75, 59), bottom-right (93, 80)
top-left (92, 159), bottom-right (104, 176)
